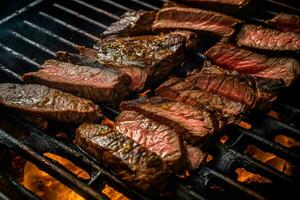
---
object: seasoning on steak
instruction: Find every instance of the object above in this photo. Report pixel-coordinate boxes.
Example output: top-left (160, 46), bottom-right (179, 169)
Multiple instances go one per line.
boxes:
top-left (266, 13), bottom-right (300, 34)
top-left (169, 30), bottom-right (198, 49)
top-left (75, 123), bottom-right (169, 191)
top-left (236, 24), bottom-right (300, 51)
top-left (79, 34), bottom-right (185, 92)
top-left (152, 7), bottom-right (241, 37)
top-left (115, 111), bottom-right (184, 171)
top-left (0, 83), bottom-right (101, 123)
top-left (101, 10), bottom-right (156, 37)
top-left (120, 97), bottom-right (218, 145)
top-left (205, 42), bottom-right (300, 86)
top-left (155, 77), bottom-right (247, 124)
top-left (185, 143), bottom-right (207, 170)
top-left (23, 60), bottom-right (131, 104)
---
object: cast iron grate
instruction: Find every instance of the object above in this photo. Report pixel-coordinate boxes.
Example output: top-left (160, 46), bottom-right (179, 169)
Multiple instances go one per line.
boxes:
top-left (0, 0), bottom-right (300, 199)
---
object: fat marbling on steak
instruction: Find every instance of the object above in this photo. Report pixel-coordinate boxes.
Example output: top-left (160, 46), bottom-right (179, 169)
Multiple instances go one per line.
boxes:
top-left (266, 13), bottom-right (300, 34)
top-left (120, 97), bottom-right (218, 145)
top-left (152, 7), bottom-right (241, 37)
top-left (0, 83), bottom-right (101, 123)
top-left (75, 123), bottom-right (169, 191)
top-left (23, 60), bottom-right (131, 104)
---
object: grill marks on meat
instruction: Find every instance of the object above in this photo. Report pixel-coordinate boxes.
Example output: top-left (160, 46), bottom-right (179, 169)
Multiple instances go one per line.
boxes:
top-left (115, 111), bottom-right (184, 171)
top-left (75, 123), bottom-right (169, 191)
top-left (266, 13), bottom-right (300, 34)
top-left (23, 60), bottom-right (131, 104)
top-left (152, 7), bottom-right (241, 37)
top-left (0, 83), bottom-right (101, 123)
top-left (120, 97), bottom-right (218, 145)
top-left (205, 42), bottom-right (300, 86)
top-left (236, 24), bottom-right (300, 51)
top-left (155, 77), bottom-right (247, 123)
top-left (101, 11), bottom-right (156, 37)
top-left (80, 34), bottom-right (185, 92)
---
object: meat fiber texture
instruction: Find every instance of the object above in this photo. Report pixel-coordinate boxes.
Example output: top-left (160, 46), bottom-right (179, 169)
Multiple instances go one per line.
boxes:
top-left (120, 97), bottom-right (218, 145)
top-left (236, 24), bottom-right (300, 52)
top-left (205, 42), bottom-right (300, 86)
top-left (75, 123), bottom-right (169, 191)
top-left (0, 83), bottom-right (101, 123)
top-left (152, 7), bottom-right (241, 37)
top-left (266, 13), bottom-right (300, 34)
top-left (23, 60), bottom-right (131, 104)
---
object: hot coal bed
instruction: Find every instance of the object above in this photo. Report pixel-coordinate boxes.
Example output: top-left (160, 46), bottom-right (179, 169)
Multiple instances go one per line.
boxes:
top-left (0, 0), bottom-right (300, 200)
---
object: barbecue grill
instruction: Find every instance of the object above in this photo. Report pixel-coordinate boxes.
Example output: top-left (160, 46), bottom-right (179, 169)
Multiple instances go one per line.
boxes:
top-left (0, 0), bottom-right (300, 199)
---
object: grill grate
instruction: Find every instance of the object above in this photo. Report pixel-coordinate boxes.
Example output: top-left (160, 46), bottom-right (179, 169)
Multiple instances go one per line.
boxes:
top-left (0, 0), bottom-right (300, 199)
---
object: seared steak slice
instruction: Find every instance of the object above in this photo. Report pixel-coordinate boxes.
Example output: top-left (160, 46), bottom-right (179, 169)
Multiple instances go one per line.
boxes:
top-left (155, 77), bottom-right (247, 123)
top-left (115, 111), bottom-right (184, 171)
top-left (75, 123), bottom-right (169, 191)
top-left (0, 83), bottom-right (101, 123)
top-left (236, 24), bottom-right (300, 51)
top-left (101, 10), bottom-right (156, 37)
top-left (266, 13), bottom-right (300, 34)
top-left (185, 144), bottom-right (207, 170)
top-left (182, 0), bottom-right (249, 7)
top-left (23, 60), bottom-right (131, 104)
top-left (205, 42), bottom-right (300, 86)
top-left (120, 97), bottom-right (218, 145)
top-left (79, 34), bottom-right (185, 92)
top-left (169, 30), bottom-right (198, 49)
top-left (152, 7), bottom-right (241, 37)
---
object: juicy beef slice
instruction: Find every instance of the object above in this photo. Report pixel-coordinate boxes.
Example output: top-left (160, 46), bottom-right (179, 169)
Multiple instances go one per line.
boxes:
top-left (23, 60), bottom-right (131, 104)
top-left (185, 144), bottom-right (207, 170)
top-left (0, 83), bottom-right (101, 123)
top-left (205, 42), bottom-right (300, 86)
top-left (152, 7), bottom-right (241, 37)
top-left (266, 13), bottom-right (300, 34)
top-left (101, 10), bottom-right (156, 37)
top-left (115, 111), bottom-right (185, 171)
top-left (236, 24), bottom-right (300, 51)
top-left (120, 97), bottom-right (218, 145)
top-left (155, 77), bottom-right (247, 124)
top-left (79, 34), bottom-right (185, 92)
top-left (75, 123), bottom-right (169, 191)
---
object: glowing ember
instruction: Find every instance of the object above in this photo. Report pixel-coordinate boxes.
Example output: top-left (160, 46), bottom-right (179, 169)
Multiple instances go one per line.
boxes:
top-left (274, 135), bottom-right (300, 149)
top-left (235, 168), bottom-right (271, 183)
top-left (102, 117), bottom-right (115, 128)
top-left (102, 185), bottom-right (129, 200)
top-left (267, 110), bottom-right (281, 120)
top-left (239, 121), bottom-right (252, 129)
top-left (220, 135), bottom-right (229, 144)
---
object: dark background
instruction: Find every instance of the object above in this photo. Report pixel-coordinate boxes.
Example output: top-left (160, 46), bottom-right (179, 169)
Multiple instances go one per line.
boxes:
top-left (1, 0), bottom-right (35, 20)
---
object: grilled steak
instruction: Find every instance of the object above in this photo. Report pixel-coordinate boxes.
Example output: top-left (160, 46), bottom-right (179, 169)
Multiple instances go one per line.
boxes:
top-left (75, 123), bottom-right (169, 191)
top-left (169, 30), bottom-right (198, 49)
top-left (182, 0), bottom-right (249, 7)
top-left (23, 60), bottom-right (131, 104)
top-left (79, 34), bottom-right (185, 92)
top-left (155, 77), bottom-right (247, 124)
top-left (115, 111), bottom-right (184, 171)
top-left (185, 144), bottom-right (207, 170)
top-left (205, 42), bottom-right (300, 86)
top-left (152, 7), bottom-right (241, 37)
top-left (120, 97), bottom-right (218, 145)
top-left (101, 10), bottom-right (156, 37)
top-left (236, 24), bottom-right (300, 51)
top-left (0, 83), bottom-right (101, 123)
top-left (266, 13), bottom-right (300, 34)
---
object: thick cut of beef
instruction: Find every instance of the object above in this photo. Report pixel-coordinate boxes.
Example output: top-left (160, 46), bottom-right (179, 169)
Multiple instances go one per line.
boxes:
top-left (236, 24), bottom-right (300, 51)
top-left (23, 60), bottom-right (131, 104)
top-left (75, 123), bottom-right (169, 191)
top-left (115, 111), bottom-right (184, 171)
top-left (120, 97), bottom-right (218, 145)
top-left (0, 83), bottom-right (101, 123)
top-left (205, 42), bottom-right (300, 86)
top-left (266, 13), bottom-right (300, 34)
top-left (79, 34), bottom-right (185, 92)
top-left (101, 10), bottom-right (156, 37)
top-left (185, 143), bottom-right (207, 170)
top-left (152, 7), bottom-right (241, 37)
top-left (155, 77), bottom-right (247, 124)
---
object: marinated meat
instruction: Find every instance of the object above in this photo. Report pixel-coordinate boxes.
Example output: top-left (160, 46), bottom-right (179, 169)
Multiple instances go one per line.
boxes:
top-left (155, 77), bottom-right (247, 123)
top-left (101, 10), bottom-right (156, 37)
top-left (115, 111), bottom-right (184, 171)
top-left (266, 13), bottom-right (300, 34)
top-left (236, 24), bottom-right (300, 51)
top-left (152, 7), bottom-right (241, 37)
top-left (0, 83), bottom-right (101, 123)
top-left (75, 123), bottom-right (169, 191)
top-left (79, 34), bottom-right (185, 92)
top-left (23, 60), bottom-right (131, 103)
top-left (205, 42), bottom-right (300, 86)
top-left (185, 144), bottom-right (207, 170)
top-left (120, 97), bottom-right (218, 145)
